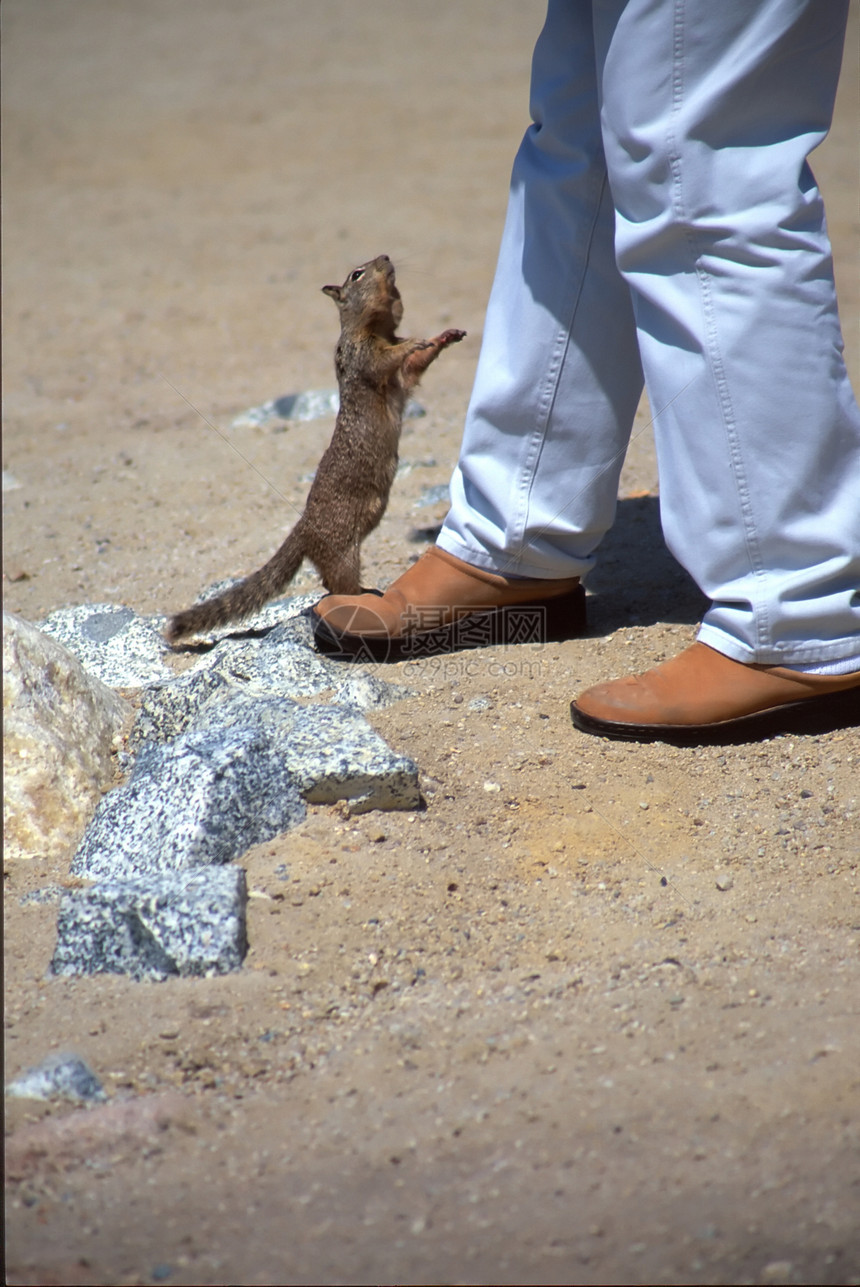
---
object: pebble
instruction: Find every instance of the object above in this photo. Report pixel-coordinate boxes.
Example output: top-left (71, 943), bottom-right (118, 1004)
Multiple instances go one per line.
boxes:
top-left (414, 483), bottom-right (450, 509)
top-left (715, 872), bottom-right (734, 891)
top-left (6, 1051), bottom-right (106, 1103)
top-left (467, 696), bottom-right (493, 712)
top-left (760, 1260), bottom-right (794, 1284)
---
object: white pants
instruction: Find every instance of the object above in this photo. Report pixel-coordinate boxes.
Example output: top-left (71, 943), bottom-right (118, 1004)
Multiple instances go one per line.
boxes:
top-left (439, 0), bottom-right (860, 666)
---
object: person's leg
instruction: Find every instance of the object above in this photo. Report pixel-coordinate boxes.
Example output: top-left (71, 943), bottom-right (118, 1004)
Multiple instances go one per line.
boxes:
top-left (598, 0), bottom-right (860, 667)
top-left (573, 0), bottom-right (860, 737)
top-left (312, 0), bottom-right (643, 656)
top-left (438, 0), bottom-right (643, 581)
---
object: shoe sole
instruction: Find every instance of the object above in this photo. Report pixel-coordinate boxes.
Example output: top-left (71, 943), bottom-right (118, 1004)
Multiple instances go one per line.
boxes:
top-left (570, 685), bottom-right (860, 746)
top-left (310, 584), bottom-right (587, 663)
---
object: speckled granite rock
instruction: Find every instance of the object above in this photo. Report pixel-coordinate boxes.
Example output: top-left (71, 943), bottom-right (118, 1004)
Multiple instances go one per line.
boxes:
top-left (39, 593), bottom-right (420, 981)
top-left (71, 724), bottom-right (306, 879)
top-left (166, 586), bottom-right (319, 647)
top-left (3, 612), bottom-right (131, 861)
top-left (129, 611), bottom-right (411, 754)
top-left (35, 596), bottom-right (323, 686)
top-left (190, 690), bottom-right (421, 813)
top-left (37, 602), bottom-right (174, 688)
top-left (50, 867), bottom-right (247, 980)
top-left (331, 665), bottom-right (414, 711)
top-left (127, 666), bottom-right (235, 752)
top-left (6, 1051), bottom-right (106, 1103)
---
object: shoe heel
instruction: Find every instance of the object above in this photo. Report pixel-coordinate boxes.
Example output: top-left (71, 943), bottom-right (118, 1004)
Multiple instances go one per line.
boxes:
top-left (543, 584), bottom-right (587, 642)
top-left (479, 584), bottom-right (586, 647)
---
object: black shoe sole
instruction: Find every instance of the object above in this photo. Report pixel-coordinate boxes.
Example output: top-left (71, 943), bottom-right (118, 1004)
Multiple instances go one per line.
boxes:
top-left (310, 584), bottom-right (587, 663)
top-left (570, 684), bottom-right (860, 746)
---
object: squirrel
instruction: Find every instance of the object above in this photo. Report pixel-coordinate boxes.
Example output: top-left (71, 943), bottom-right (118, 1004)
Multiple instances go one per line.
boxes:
top-left (165, 255), bottom-right (465, 643)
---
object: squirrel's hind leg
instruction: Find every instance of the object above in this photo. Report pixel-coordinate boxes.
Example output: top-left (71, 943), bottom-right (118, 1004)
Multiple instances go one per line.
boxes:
top-left (316, 542), bottom-right (363, 596)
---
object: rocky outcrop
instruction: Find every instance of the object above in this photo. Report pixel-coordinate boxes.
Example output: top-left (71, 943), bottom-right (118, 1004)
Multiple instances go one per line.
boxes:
top-left (36, 594), bottom-right (420, 980)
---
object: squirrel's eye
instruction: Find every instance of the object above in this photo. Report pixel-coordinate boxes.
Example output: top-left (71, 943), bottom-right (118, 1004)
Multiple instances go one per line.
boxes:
top-left (350, 268), bottom-right (365, 282)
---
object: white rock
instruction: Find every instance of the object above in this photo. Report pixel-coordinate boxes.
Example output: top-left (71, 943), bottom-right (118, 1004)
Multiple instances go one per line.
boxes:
top-left (6, 1051), bottom-right (106, 1103)
top-left (38, 603), bottom-right (172, 688)
top-left (3, 612), bottom-right (131, 861)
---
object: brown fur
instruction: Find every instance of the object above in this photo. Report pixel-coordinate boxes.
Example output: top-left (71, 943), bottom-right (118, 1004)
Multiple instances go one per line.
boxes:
top-left (165, 255), bottom-right (465, 642)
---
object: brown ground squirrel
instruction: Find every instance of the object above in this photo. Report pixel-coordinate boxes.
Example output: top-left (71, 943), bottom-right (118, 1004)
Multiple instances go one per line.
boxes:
top-left (165, 255), bottom-right (465, 642)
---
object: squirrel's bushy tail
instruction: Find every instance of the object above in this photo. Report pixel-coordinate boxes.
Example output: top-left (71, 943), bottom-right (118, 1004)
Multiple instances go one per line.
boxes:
top-left (165, 526), bottom-right (305, 642)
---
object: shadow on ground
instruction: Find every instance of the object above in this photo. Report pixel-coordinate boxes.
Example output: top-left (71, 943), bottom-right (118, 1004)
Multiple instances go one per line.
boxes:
top-left (584, 494), bottom-right (708, 634)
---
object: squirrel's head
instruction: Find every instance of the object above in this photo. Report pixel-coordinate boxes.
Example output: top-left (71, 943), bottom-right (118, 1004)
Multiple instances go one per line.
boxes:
top-left (323, 255), bottom-right (403, 333)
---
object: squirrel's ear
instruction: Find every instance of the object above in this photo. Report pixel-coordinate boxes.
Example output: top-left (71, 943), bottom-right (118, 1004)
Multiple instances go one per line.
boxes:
top-left (322, 284), bottom-right (342, 302)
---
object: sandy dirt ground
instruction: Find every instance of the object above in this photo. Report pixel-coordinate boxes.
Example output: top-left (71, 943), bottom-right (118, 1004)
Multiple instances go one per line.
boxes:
top-left (3, 4), bottom-right (859, 1285)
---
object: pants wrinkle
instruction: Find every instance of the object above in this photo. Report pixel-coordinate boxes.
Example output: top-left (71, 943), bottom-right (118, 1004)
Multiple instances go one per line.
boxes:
top-left (438, 0), bottom-right (860, 663)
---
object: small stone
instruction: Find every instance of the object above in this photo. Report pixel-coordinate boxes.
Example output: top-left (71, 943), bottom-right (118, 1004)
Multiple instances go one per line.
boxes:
top-left (18, 886), bottom-right (64, 906)
top-left (232, 390), bottom-right (426, 430)
top-left (467, 696), bottom-right (493, 712)
top-left (760, 1260), bottom-right (794, 1284)
top-left (483, 781), bottom-right (501, 793)
top-left (414, 483), bottom-right (450, 509)
top-left (6, 1051), bottom-right (106, 1103)
top-left (232, 388), bottom-right (340, 429)
top-left (715, 872), bottom-right (734, 891)
top-left (332, 666), bottom-right (413, 711)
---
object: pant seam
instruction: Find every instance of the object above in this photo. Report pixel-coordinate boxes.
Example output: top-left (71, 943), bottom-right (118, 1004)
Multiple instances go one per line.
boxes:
top-left (669, 0), bottom-right (770, 653)
top-left (508, 165), bottom-right (610, 558)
